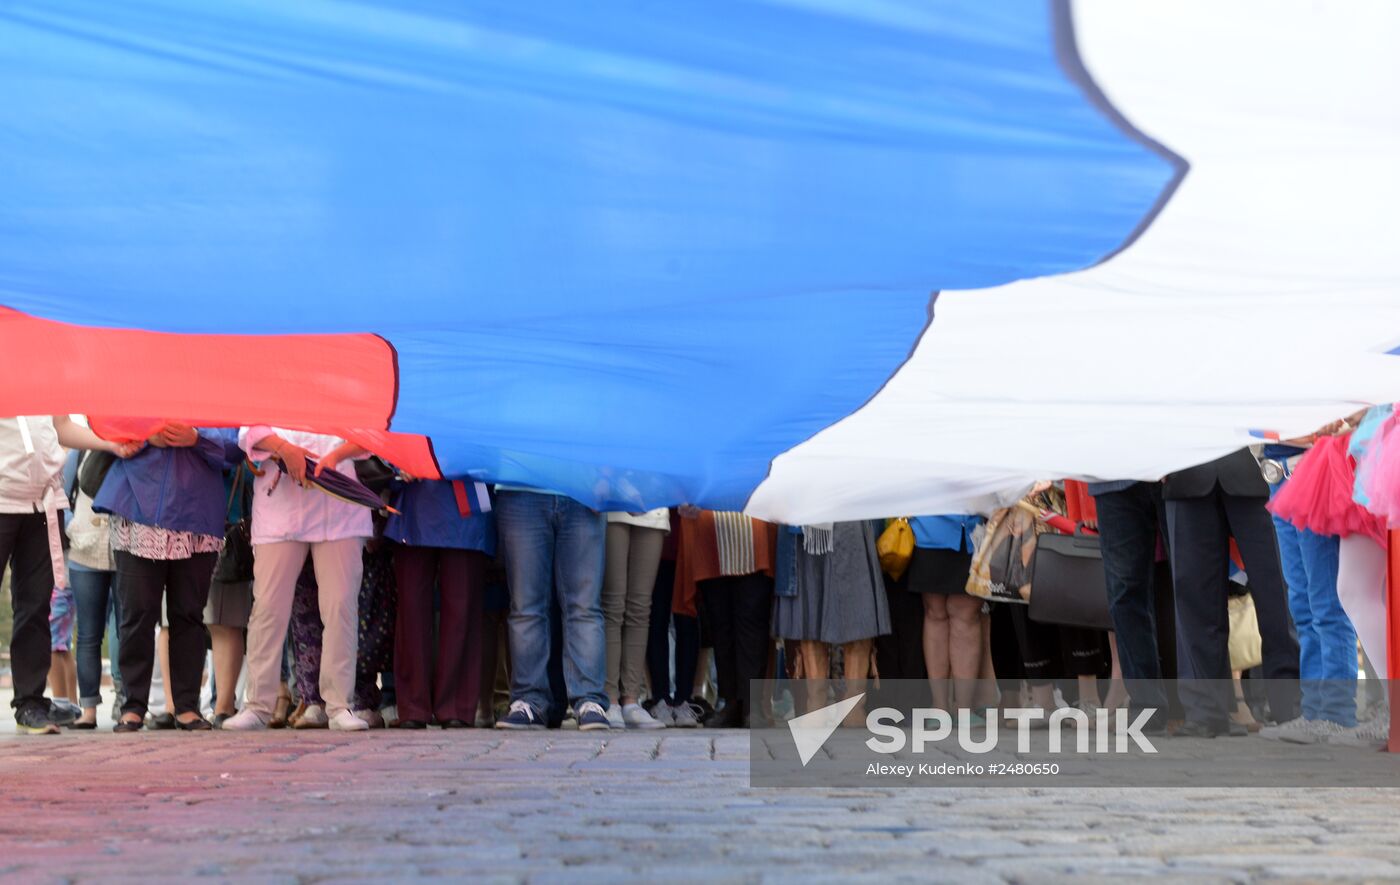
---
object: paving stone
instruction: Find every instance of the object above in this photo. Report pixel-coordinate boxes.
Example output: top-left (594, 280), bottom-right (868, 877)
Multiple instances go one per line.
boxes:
top-left (1, 728), bottom-right (1398, 881)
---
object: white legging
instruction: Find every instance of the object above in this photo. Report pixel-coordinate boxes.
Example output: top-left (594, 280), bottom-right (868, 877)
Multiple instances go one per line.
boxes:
top-left (1337, 535), bottom-right (1388, 673)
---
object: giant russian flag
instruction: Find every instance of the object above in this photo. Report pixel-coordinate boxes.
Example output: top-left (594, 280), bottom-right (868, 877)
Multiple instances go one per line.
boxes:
top-left (2, 0), bottom-right (1398, 519)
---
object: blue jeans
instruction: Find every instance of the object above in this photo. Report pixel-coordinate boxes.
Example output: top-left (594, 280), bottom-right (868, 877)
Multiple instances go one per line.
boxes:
top-left (496, 491), bottom-right (608, 715)
top-left (72, 564), bottom-right (122, 708)
top-left (1271, 487), bottom-right (1355, 726)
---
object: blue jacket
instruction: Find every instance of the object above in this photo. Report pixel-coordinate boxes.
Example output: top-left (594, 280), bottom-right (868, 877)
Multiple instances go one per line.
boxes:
top-left (384, 480), bottom-right (495, 554)
top-left (94, 429), bottom-right (243, 537)
top-left (909, 515), bottom-right (983, 553)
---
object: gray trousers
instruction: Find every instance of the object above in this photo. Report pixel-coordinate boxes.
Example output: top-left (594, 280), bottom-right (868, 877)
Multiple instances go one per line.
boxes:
top-left (603, 524), bottom-right (665, 701)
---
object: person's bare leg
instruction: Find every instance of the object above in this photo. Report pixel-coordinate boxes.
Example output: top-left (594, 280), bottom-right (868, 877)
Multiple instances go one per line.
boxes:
top-left (1104, 632), bottom-right (1130, 710)
top-left (921, 594), bottom-right (951, 709)
top-left (1029, 682), bottom-right (1057, 712)
top-left (799, 641), bottom-right (830, 714)
top-left (973, 608), bottom-right (1000, 708)
top-left (209, 625), bottom-right (245, 717)
top-left (156, 627), bottom-right (176, 715)
top-left (841, 639), bottom-right (872, 726)
top-left (49, 650), bottom-right (77, 702)
top-left (947, 595), bottom-right (983, 711)
top-left (1077, 674), bottom-right (1103, 707)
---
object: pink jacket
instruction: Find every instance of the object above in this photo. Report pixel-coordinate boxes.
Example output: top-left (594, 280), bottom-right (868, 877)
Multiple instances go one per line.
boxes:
top-left (238, 427), bottom-right (372, 546)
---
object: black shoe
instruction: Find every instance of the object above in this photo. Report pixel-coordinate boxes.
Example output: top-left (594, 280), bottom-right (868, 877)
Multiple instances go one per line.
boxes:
top-left (69, 718), bottom-right (98, 731)
top-left (15, 705), bottom-right (59, 735)
top-left (175, 715), bottom-right (213, 731)
top-left (395, 719), bottom-right (428, 730)
top-left (1172, 720), bottom-right (1218, 739)
top-left (47, 699), bottom-right (79, 727)
top-left (1225, 721), bottom-right (1248, 737)
top-left (705, 705), bottom-right (743, 729)
top-left (113, 718), bottom-right (144, 733)
top-left (439, 719), bottom-right (470, 729)
top-left (147, 712), bottom-right (176, 730)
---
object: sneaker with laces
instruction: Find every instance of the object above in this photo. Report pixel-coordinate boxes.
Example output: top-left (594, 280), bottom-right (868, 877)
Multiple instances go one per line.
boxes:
top-left (1331, 718), bottom-right (1389, 749)
top-left (606, 704), bottom-right (626, 728)
top-left (1258, 716), bottom-right (1309, 742)
top-left (671, 700), bottom-right (703, 728)
top-left (577, 701), bottom-right (612, 731)
top-left (329, 709), bottom-right (370, 731)
top-left (293, 703), bottom-right (329, 729)
top-left (647, 700), bottom-right (676, 727)
top-left (220, 708), bottom-right (269, 731)
top-left (494, 700), bottom-right (545, 730)
top-left (622, 702), bottom-right (665, 729)
top-left (15, 705), bottom-right (59, 735)
top-left (1260, 716), bottom-right (1344, 744)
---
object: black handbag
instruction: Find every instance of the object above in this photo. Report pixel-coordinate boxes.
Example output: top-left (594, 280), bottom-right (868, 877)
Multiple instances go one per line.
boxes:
top-left (211, 463), bottom-right (255, 584)
top-left (77, 449), bottom-right (117, 498)
top-left (1027, 529), bottom-right (1113, 631)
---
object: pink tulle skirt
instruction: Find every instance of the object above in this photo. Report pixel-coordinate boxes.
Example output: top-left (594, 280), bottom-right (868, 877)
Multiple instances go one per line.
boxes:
top-left (1359, 413), bottom-right (1400, 529)
top-left (1267, 434), bottom-right (1387, 546)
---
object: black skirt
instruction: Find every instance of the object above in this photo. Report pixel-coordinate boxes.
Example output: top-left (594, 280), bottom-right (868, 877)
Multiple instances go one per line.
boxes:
top-left (906, 546), bottom-right (973, 596)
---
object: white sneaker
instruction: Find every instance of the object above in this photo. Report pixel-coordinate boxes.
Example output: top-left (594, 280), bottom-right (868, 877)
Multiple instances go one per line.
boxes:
top-left (353, 708), bottom-right (385, 728)
top-left (293, 703), bottom-right (329, 729)
top-left (1332, 718), bottom-right (1389, 749)
top-left (671, 700), bottom-right (703, 728)
top-left (606, 704), bottom-right (626, 728)
top-left (1260, 716), bottom-right (1345, 744)
top-left (329, 710), bottom-right (370, 731)
top-left (220, 709), bottom-right (269, 731)
top-left (649, 700), bottom-right (676, 726)
top-left (623, 702), bottom-right (665, 729)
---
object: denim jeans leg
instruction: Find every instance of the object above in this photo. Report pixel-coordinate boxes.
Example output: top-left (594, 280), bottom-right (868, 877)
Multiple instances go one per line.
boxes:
top-left (72, 566), bottom-right (115, 707)
top-left (1272, 509), bottom-right (1321, 720)
top-left (497, 491), bottom-right (556, 716)
top-left (1095, 485), bottom-right (1168, 715)
top-left (1297, 529), bottom-right (1354, 726)
top-left (106, 582), bottom-right (124, 701)
top-left (554, 497), bottom-right (608, 710)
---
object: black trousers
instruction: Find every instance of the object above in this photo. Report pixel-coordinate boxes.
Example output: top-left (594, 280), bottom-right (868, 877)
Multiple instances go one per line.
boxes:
top-left (1166, 490), bottom-right (1300, 726)
top-left (871, 571), bottom-right (930, 706)
top-left (0, 511), bottom-right (57, 713)
top-left (1096, 482), bottom-right (1172, 713)
top-left (699, 573), bottom-right (773, 718)
top-left (114, 550), bottom-right (217, 717)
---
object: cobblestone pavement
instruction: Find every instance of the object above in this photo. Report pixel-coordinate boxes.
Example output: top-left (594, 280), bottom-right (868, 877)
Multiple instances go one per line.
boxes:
top-left (2, 727), bottom-right (1399, 883)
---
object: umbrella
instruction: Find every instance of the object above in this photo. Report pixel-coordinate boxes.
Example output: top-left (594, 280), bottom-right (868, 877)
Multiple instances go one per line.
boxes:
top-left (273, 455), bottom-right (398, 514)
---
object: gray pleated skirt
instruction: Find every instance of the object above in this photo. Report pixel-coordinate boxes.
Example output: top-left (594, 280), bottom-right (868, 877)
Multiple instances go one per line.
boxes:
top-left (773, 521), bottom-right (891, 644)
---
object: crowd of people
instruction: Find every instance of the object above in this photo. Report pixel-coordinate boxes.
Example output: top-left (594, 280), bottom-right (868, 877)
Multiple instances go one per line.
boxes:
top-left (0, 410), bottom-right (1393, 749)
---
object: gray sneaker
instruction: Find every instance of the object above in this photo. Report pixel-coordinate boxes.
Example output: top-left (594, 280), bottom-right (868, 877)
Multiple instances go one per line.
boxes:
top-left (648, 700), bottom-right (676, 727)
top-left (1258, 716), bottom-right (1311, 742)
top-left (671, 700), bottom-right (703, 728)
top-left (1262, 717), bottom-right (1346, 744)
top-left (1331, 718), bottom-right (1389, 749)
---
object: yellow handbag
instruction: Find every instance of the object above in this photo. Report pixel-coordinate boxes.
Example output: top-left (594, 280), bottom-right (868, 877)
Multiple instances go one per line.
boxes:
top-left (1228, 593), bottom-right (1263, 672)
top-left (877, 517), bottom-right (915, 580)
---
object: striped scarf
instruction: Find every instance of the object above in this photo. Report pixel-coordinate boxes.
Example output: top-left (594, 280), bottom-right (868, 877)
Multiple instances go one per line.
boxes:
top-left (713, 511), bottom-right (756, 576)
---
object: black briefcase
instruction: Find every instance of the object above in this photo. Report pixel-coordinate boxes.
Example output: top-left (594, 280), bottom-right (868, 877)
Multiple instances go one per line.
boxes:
top-left (1028, 531), bottom-right (1112, 631)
